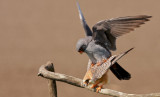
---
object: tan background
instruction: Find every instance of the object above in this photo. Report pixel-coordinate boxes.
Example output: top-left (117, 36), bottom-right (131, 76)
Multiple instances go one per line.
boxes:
top-left (0, 0), bottom-right (160, 97)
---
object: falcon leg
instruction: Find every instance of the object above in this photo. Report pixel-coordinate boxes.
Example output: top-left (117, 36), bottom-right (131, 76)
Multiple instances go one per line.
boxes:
top-left (96, 85), bottom-right (103, 92)
top-left (103, 59), bottom-right (107, 63)
top-left (91, 63), bottom-right (95, 67)
top-left (90, 83), bottom-right (98, 89)
top-left (96, 59), bottom-right (108, 66)
top-left (90, 79), bottom-right (101, 89)
top-left (96, 62), bottom-right (102, 66)
top-left (96, 73), bottom-right (108, 92)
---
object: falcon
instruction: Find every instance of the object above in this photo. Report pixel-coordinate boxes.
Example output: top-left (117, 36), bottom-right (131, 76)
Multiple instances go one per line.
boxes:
top-left (76, 2), bottom-right (151, 92)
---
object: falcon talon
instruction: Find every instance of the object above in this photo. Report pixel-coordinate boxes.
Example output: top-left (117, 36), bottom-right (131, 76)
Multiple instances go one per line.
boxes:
top-left (83, 83), bottom-right (87, 87)
top-left (82, 82), bottom-right (88, 87)
top-left (96, 86), bottom-right (102, 92)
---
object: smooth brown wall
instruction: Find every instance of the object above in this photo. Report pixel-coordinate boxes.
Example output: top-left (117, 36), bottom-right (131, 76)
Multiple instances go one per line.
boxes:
top-left (0, 0), bottom-right (160, 97)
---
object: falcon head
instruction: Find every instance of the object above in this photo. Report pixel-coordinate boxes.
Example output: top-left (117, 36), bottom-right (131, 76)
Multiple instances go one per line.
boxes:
top-left (76, 37), bottom-right (92, 54)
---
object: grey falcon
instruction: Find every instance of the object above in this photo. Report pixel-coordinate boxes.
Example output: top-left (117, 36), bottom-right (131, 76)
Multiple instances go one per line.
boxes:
top-left (75, 2), bottom-right (152, 91)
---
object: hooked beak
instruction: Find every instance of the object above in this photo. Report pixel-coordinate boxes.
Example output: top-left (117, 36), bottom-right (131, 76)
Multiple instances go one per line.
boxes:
top-left (79, 51), bottom-right (83, 54)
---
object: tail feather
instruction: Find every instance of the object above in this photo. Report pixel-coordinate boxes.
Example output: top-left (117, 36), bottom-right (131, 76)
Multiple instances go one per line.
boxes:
top-left (110, 62), bottom-right (131, 80)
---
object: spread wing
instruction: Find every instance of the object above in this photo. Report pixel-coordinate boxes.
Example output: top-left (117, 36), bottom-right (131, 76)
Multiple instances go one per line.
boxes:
top-left (76, 2), bottom-right (92, 36)
top-left (89, 48), bottom-right (134, 82)
top-left (92, 15), bottom-right (152, 50)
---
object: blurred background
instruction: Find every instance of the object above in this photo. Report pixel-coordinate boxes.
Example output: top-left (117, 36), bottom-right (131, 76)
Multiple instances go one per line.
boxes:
top-left (0, 0), bottom-right (160, 97)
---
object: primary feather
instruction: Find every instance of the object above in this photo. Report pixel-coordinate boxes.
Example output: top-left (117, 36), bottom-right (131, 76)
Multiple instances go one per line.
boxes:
top-left (76, 1), bottom-right (92, 36)
top-left (92, 15), bottom-right (152, 50)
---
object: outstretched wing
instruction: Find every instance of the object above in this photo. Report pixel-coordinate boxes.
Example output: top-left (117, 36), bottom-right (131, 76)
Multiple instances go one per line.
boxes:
top-left (92, 15), bottom-right (152, 50)
top-left (76, 2), bottom-right (92, 36)
top-left (90, 48), bottom-right (134, 82)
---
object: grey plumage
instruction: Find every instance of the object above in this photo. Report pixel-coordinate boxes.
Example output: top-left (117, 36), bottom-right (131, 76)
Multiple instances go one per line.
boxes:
top-left (92, 15), bottom-right (151, 50)
top-left (76, 2), bottom-right (151, 83)
top-left (76, 2), bottom-right (92, 36)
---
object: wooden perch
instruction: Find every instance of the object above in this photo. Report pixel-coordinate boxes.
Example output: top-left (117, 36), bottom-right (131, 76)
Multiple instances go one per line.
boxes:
top-left (45, 62), bottom-right (57, 97)
top-left (38, 62), bottom-right (160, 97)
top-left (38, 49), bottom-right (160, 97)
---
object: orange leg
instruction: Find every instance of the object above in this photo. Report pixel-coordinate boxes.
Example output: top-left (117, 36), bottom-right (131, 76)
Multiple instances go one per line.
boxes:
top-left (96, 62), bottom-right (102, 66)
top-left (103, 59), bottom-right (107, 63)
top-left (90, 79), bottom-right (101, 89)
top-left (90, 83), bottom-right (98, 89)
top-left (98, 59), bottom-right (109, 65)
top-left (96, 85), bottom-right (103, 92)
top-left (91, 63), bottom-right (95, 67)
top-left (96, 59), bottom-right (109, 66)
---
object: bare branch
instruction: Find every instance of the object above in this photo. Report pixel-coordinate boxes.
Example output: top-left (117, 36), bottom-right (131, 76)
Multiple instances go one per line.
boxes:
top-left (45, 62), bottom-right (57, 97)
top-left (38, 61), bottom-right (160, 97)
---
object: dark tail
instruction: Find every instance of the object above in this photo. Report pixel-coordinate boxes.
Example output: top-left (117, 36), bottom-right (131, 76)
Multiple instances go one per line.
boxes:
top-left (110, 62), bottom-right (131, 80)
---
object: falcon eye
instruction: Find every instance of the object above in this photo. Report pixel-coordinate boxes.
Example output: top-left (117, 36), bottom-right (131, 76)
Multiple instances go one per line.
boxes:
top-left (79, 45), bottom-right (87, 52)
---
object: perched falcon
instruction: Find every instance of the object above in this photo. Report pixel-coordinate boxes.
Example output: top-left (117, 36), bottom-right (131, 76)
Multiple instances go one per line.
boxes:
top-left (76, 2), bottom-right (151, 92)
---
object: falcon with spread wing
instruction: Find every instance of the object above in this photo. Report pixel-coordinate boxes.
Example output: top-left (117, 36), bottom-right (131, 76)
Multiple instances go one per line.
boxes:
top-left (76, 2), bottom-right (151, 92)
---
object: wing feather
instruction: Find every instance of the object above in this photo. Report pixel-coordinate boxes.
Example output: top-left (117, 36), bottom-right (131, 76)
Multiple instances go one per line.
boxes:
top-left (92, 15), bottom-right (152, 50)
top-left (76, 2), bottom-right (92, 36)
